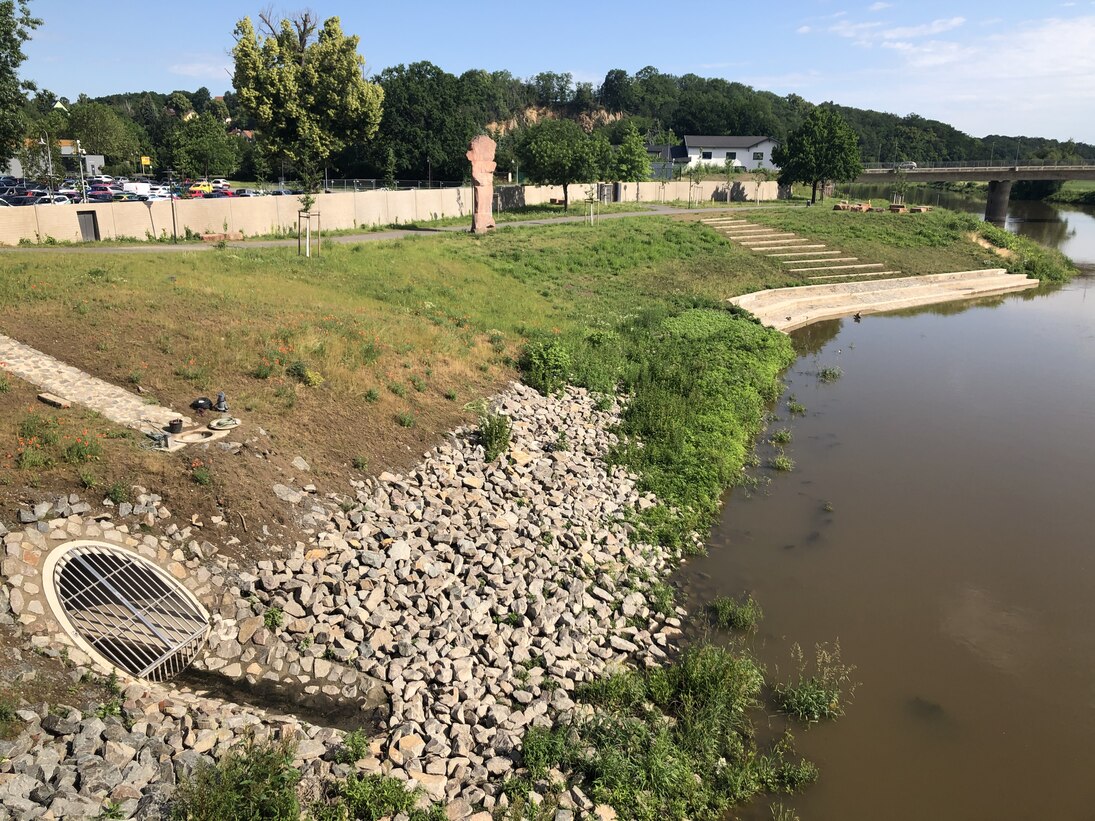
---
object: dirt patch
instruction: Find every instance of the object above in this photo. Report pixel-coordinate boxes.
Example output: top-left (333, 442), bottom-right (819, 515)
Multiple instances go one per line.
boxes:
top-left (969, 231), bottom-right (1016, 260)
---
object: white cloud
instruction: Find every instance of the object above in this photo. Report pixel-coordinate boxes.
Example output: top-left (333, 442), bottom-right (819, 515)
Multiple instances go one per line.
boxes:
top-left (796, 25), bottom-right (812, 34)
top-left (881, 16), bottom-right (966, 39)
top-left (868, 2), bottom-right (892, 10)
top-left (169, 58), bottom-right (231, 81)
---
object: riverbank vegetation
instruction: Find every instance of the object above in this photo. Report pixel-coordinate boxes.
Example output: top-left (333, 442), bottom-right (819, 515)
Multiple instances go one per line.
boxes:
top-left (1047, 180), bottom-right (1095, 205)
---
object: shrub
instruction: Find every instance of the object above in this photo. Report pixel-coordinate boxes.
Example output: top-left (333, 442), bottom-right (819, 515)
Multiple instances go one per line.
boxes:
top-left (335, 729), bottom-right (370, 765)
top-left (770, 453), bottom-right (795, 472)
top-left (287, 360), bottom-right (324, 387)
top-left (769, 428), bottom-right (792, 445)
top-left (18, 414), bottom-right (61, 446)
top-left (317, 773), bottom-right (444, 821)
top-left (251, 361), bottom-right (275, 379)
top-left (708, 594), bottom-right (763, 631)
top-left (192, 466), bottom-right (213, 486)
top-left (363, 388), bottom-right (380, 403)
top-left (78, 469), bottom-right (97, 489)
top-left (351, 456), bottom-right (368, 471)
top-left (478, 410), bottom-right (512, 462)
top-left (169, 736), bottom-right (300, 820)
top-left (395, 412), bottom-right (415, 428)
top-left (774, 641), bottom-right (856, 723)
top-left (15, 446), bottom-right (51, 470)
top-left (520, 338), bottom-right (572, 395)
top-left (63, 436), bottom-right (102, 464)
top-left (0, 374), bottom-right (9, 393)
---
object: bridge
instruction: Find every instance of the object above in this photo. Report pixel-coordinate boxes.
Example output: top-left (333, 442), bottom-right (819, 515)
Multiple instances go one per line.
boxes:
top-left (857, 161), bottom-right (1095, 221)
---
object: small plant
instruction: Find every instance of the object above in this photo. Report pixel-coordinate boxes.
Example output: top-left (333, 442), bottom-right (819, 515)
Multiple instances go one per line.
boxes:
top-left (106, 481), bottom-right (131, 504)
top-left (191, 464), bottom-right (213, 486)
top-left (63, 435), bottom-right (102, 464)
top-left (387, 382), bottom-right (406, 398)
top-left (0, 374), bottom-right (10, 393)
top-left (478, 409), bottom-right (512, 462)
top-left (19, 413), bottom-right (61, 446)
top-left (15, 446), bottom-right (51, 470)
top-left (593, 393), bottom-right (614, 412)
top-left (818, 366), bottom-right (843, 383)
top-left (708, 593), bottom-right (763, 631)
top-left (170, 736), bottom-right (301, 820)
top-left (78, 469), bottom-right (97, 489)
top-left (444, 389), bottom-right (457, 401)
top-left (410, 375), bottom-right (426, 392)
top-left (351, 455), bottom-right (368, 471)
top-left (822, 501), bottom-right (834, 513)
top-left (363, 387), bottom-right (380, 403)
top-left (287, 359), bottom-right (324, 387)
top-left (264, 607), bottom-right (284, 630)
top-left (174, 360), bottom-right (209, 384)
top-left (336, 729), bottom-right (370, 764)
top-left (127, 371), bottom-right (144, 385)
top-left (770, 453), bottom-right (795, 472)
top-left (395, 412), bottom-right (416, 428)
top-left (769, 428), bottom-right (792, 445)
top-left (251, 361), bottom-right (275, 379)
top-left (646, 581), bottom-right (675, 617)
top-left (774, 641), bottom-right (857, 723)
top-left (787, 395), bottom-right (807, 415)
top-left (552, 431), bottom-right (569, 452)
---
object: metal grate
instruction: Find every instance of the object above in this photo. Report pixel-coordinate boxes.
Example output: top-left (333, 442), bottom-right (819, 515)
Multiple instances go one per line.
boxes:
top-left (50, 543), bottom-right (210, 682)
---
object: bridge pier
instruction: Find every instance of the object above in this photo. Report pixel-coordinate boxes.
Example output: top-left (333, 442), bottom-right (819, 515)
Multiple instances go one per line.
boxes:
top-left (985, 180), bottom-right (1012, 223)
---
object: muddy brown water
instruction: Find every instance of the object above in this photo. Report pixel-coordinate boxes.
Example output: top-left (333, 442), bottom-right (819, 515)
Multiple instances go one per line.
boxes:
top-left (677, 202), bottom-right (1095, 819)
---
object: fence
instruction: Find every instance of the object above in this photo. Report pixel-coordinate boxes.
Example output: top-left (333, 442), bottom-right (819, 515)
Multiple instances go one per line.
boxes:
top-left (0, 179), bottom-right (784, 247)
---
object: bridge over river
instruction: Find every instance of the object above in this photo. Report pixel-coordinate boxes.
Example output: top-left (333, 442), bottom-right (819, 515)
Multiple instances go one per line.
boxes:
top-left (857, 161), bottom-right (1095, 220)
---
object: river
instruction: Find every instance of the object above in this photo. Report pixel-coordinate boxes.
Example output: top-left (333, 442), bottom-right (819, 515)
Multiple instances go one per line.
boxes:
top-left (678, 196), bottom-right (1095, 819)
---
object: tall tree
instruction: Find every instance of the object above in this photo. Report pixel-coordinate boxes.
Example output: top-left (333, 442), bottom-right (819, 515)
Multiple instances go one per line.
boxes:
top-left (232, 13), bottom-right (383, 187)
top-left (168, 112), bottom-right (240, 179)
top-left (772, 107), bottom-right (863, 203)
top-left (611, 121), bottom-right (651, 181)
top-left (517, 119), bottom-right (605, 210)
top-left (0, 0), bottom-right (40, 162)
top-left (68, 102), bottom-right (140, 166)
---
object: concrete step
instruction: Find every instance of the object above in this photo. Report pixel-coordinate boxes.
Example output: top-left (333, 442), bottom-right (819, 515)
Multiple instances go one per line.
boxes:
top-left (735, 269), bottom-right (1011, 309)
top-left (767, 250), bottom-right (843, 258)
top-left (787, 262), bottom-right (884, 273)
top-left (806, 270), bottom-right (901, 281)
top-left (782, 257), bottom-right (858, 265)
top-left (753, 244), bottom-right (827, 252)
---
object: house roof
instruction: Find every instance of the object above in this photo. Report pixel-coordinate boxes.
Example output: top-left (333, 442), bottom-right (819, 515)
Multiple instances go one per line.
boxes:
top-left (683, 135), bottom-right (776, 150)
top-left (645, 144), bottom-right (689, 162)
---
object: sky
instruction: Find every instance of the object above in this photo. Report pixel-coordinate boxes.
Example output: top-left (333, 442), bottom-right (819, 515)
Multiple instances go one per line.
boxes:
top-left (20, 0), bottom-right (1095, 143)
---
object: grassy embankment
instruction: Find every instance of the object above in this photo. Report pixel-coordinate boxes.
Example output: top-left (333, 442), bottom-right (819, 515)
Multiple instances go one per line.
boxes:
top-left (0, 209), bottom-right (1053, 819)
top-left (1047, 180), bottom-right (1095, 205)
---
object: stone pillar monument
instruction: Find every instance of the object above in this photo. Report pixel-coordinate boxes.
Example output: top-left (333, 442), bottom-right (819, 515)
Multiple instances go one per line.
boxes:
top-left (467, 134), bottom-right (497, 234)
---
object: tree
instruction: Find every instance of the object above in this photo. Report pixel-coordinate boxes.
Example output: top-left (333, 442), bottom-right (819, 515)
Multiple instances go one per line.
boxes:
top-left (517, 119), bottom-right (605, 210)
top-left (167, 91), bottom-right (193, 116)
top-left (169, 112), bottom-right (240, 179)
top-left (232, 13), bottom-right (383, 190)
top-left (611, 121), bottom-right (651, 181)
top-left (68, 102), bottom-right (140, 166)
top-left (0, 0), bottom-right (40, 162)
top-left (599, 69), bottom-right (633, 112)
top-left (772, 107), bottom-right (863, 203)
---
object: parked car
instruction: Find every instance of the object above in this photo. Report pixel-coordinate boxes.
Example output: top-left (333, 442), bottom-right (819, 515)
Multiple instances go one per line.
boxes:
top-left (34, 195), bottom-right (70, 205)
top-left (210, 178), bottom-right (231, 189)
top-left (896, 161), bottom-right (918, 170)
top-left (87, 192), bottom-right (114, 203)
top-left (204, 189), bottom-right (235, 198)
top-left (0, 199), bottom-right (11, 207)
top-left (188, 181), bottom-right (213, 195)
top-left (112, 191), bottom-right (142, 202)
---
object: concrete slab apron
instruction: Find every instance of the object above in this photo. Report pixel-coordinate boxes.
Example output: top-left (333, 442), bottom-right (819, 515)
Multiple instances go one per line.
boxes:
top-left (0, 332), bottom-right (190, 430)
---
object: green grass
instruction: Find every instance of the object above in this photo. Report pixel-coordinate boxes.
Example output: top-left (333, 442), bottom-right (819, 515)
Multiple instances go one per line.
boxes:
top-left (773, 642), bottom-right (857, 724)
top-left (523, 642), bottom-right (818, 820)
top-left (1047, 180), bottom-right (1095, 205)
top-left (708, 594), bottom-right (764, 631)
top-left (170, 737), bottom-right (300, 820)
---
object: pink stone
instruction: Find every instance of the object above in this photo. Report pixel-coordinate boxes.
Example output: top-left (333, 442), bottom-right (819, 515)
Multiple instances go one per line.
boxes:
top-left (466, 135), bottom-right (497, 234)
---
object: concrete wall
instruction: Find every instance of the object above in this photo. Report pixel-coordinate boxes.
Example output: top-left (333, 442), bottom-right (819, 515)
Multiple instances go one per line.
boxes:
top-left (0, 179), bottom-right (785, 246)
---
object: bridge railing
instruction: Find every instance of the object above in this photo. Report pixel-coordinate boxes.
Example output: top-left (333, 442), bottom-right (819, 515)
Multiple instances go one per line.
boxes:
top-left (863, 160), bottom-right (1095, 172)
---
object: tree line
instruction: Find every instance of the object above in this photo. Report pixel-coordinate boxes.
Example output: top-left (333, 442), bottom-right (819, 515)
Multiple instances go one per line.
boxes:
top-left (2, 3), bottom-right (1093, 189)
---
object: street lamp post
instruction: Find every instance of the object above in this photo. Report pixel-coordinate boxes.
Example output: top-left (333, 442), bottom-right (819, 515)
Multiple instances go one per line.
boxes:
top-left (75, 139), bottom-right (86, 203)
top-left (1014, 138), bottom-right (1022, 166)
top-left (38, 135), bottom-right (54, 192)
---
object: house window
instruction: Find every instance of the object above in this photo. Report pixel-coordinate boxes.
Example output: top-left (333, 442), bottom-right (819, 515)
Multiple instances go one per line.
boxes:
top-left (701, 151), bottom-right (712, 160)
top-left (728, 152), bottom-right (737, 160)
top-left (753, 152), bottom-right (764, 161)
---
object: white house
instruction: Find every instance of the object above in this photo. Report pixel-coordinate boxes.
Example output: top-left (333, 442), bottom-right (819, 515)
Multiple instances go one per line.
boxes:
top-left (683, 135), bottom-right (780, 170)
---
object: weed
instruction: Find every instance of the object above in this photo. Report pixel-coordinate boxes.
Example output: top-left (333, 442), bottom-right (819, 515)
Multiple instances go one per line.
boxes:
top-left (822, 501), bottom-right (834, 513)
top-left (552, 431), bottom-right (569, 452)
top-left (352, 456), bottom-right (368, 471)
top-left (251, 361), bottom-right (275, 379)
top-left (774, 641), bottom-right (857, 723)
top-left (287, 359), bottom-right (324, 387)
top-left (335, 729), bottom-right (370, 764)
top-left (818, 366), bottom-right (843, 383)
top-left (127, 371), bottom-right (144, 385)
top-left (363, 388), bottom-right (380, 403)
top-left (174, 360), bottom-right (210, 385)
top-left (594, 393), bottom-right (615, 412)
top-left (263, 607), bottom-right (284, 630)
top-left (708, 593), bottom-right (764, 631)
top-left (646, 581), bottom-right (676, 618)
top-left (15, 446), bottom-right (51, 470)
top-left (94, 801), bottom-right (125, 821)
top-left (18, 414), bottom-right (61, 446)
top-left (770, 453), bottom-right (795, 472)
top-left (769, 428), bottom-right (792, 445)
top-left (78, 469), bottom-right (97, 489)
top-left (106, 482), bottom-right (130, 504)
top-left (62, 436), bottom-right (102, 464)
top-left (478, 409), bottom-right (512, 462)
top-left (444, 389), bottom-right (457, 401)
top-left (191, 465), bottom-right (213, 486)
top-left (388, 382), bottom-right (407, 398)
top-left (170, 736), bottom-right (300, 820)
top-left (410, 375), bottom-right (426, 392)
top-left (315, 772), bottom-right (444, 821)
top-left (395, 412), bottom-right (416, 428)
top-left (0, 374), bottom-right (9, 393)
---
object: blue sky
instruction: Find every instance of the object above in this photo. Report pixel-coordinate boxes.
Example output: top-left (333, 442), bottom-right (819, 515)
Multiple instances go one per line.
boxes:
top-left (21, 0), bottom-right (1095, 142)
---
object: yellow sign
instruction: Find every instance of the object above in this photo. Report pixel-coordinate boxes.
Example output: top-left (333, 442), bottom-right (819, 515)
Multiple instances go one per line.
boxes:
top-left (140, 156), bottom-right (151, 166)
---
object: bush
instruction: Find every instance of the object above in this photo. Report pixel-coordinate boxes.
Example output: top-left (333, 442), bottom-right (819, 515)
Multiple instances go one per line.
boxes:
top-left (520, 338), bottom-right (572, 395)
top-left (170, 736), bottom-right (300, 821)
top-left (63, 436), bottom-right (102, 464)
top-left (191, 466), bottom-right (213, 486)
top-left (395, 412), bottom-right (415, 428)
top-left (263, 607), bottom-right (284, 630)
top-left (18, 414), bottom-right (61, 446)
top-left (316, 773), bottom-right (445, 821)
top-left (478, 410), bottom-right (512, 462)
top-left (287, 359), bottom-right (324, 387)
top-left (708, 594), bottom-right (763, 631)
top-left (106, 482), bottom-right (130, 504)
top-left (15, 446), bottom-right (51, 470)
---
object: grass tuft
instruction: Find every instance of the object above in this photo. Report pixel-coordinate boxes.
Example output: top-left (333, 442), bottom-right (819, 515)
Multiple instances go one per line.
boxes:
top-left (708, 593), bottom-right (763, 631)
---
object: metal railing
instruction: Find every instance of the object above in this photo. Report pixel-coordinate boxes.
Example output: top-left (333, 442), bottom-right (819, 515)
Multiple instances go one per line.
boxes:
top-left (863, 160), bottom-right (1095, 172)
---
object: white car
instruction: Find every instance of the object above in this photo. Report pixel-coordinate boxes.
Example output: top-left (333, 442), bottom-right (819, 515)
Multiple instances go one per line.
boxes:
top-left (210, 178), bottom-right (231, 189)
top-left (35, 195), bottom-right (70, 205)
